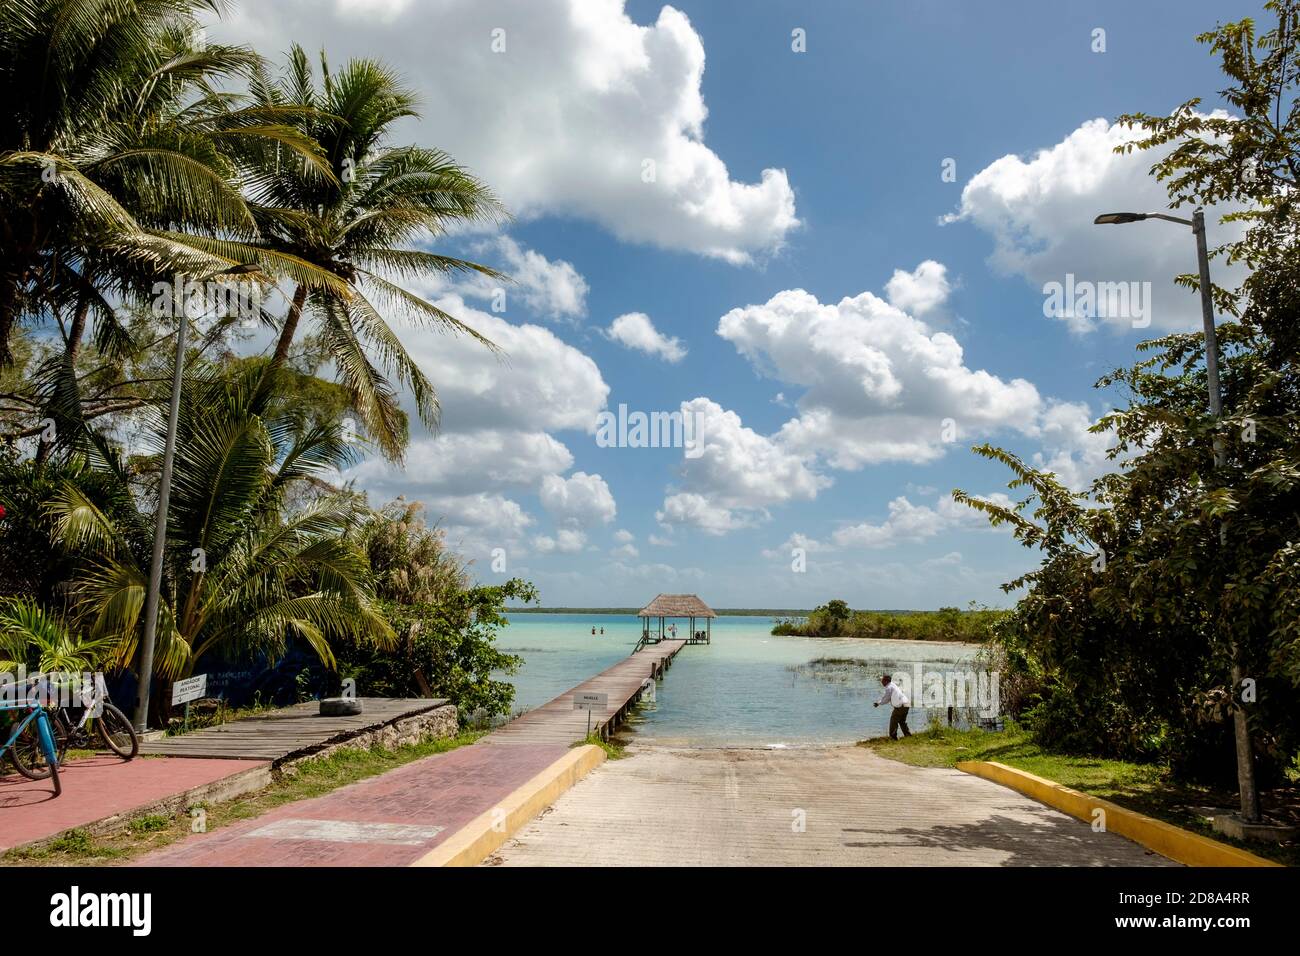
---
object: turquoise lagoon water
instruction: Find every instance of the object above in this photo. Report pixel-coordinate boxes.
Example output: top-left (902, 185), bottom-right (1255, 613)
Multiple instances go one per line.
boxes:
top-left (498, 613), bottom-right (980, 747)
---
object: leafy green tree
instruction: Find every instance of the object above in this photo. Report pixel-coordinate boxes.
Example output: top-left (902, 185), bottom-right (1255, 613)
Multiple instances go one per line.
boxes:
top-left (360, 499), bottom-right (468, 606)
top-left (346, 581), bottom-right (532, 720)
top-left (0, 0), bottom-right (341, 374)
top-left (337, 501), bottom-right (529, 719)
top-left (1110, 0), bottom-right (1300, 786)
top-left (0, 0), bottom-right (356, 479)
top-left (957, 0), bottom-right (1300, 787)
top-left (0, 450), bottom-right (134, 605)
top-left (44, 362), bottom-right (394, 682)
top-left (0, 598), bottom-right (116, 673)
top-left (772, 604), bottom-right (1003, 642)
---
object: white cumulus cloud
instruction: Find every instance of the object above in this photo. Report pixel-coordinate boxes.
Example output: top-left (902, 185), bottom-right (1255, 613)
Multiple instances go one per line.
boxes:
top-left (606, 312), bottom-right (687, 362)
top-left (347, 429), bottom-right (572, 498)
top-left (946, 116), bottom-right (1249, 333)
top-left (532, 528), bottom-right (588, 554)
top-left (394, 293), bottom-right (608, 434)
top-left (655, 492), bottom-right (756, 536)
top-left (540, 471), bottom-right (617, 528)
top-left (424, 492), bottom-right (535, 564)
top-left (832, 493), bottom-right (1013, 550)
top-left (461, 236), bottom-right (589, 321)
top-left (884, 260), bottom-right (952, 316)
top-left (654, 397), bottom-right (830, 535)
top-left (215, 0), bottom-right (798, 263)
top-left (717, 281), bottom-right (1042, 468)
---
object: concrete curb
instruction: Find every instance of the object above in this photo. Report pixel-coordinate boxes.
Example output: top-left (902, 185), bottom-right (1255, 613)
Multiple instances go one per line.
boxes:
top-left (410, 744), bottom-right (607, 867)
top-left (957, 760), bottom-right (1281, 868)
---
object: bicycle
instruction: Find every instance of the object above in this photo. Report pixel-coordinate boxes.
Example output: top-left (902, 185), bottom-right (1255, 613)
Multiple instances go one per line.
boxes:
top-left (0, 699), bottom-right (62, 795)
top-left (41, 672), bottom-right (139, 762)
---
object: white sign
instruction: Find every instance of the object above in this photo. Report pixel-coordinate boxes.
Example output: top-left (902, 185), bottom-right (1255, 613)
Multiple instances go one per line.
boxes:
top-left (573, 692), bottom-right (608, 712)
top-left (171, 674), bottom-right (208, 706)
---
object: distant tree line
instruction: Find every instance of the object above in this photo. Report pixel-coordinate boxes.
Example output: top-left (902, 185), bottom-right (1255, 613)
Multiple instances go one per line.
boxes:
top-left (772, 601), bottom-right (1005, 643)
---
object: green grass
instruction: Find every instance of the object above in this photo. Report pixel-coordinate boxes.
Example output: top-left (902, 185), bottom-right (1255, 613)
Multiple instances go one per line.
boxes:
top-left (575, 732), bottom-right (628, 760)
top-left (862, 723), bottom-right (1298, 866)
top-left (129, 814), bottom-right (171, 834)
top-left (3, 730), bottom-right (485, 866)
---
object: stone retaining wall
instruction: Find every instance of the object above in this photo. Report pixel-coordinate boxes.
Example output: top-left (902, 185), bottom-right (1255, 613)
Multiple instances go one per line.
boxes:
top-left (286, 703), bottom-right (458, 768)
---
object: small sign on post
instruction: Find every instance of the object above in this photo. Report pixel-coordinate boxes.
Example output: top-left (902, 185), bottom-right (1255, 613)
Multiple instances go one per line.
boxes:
top-left (573, 691), bottom-right (608, 738)
top-left (172, 674), bottom-right (207, 733)
top-left (172, 675), bottom-right (207, 705)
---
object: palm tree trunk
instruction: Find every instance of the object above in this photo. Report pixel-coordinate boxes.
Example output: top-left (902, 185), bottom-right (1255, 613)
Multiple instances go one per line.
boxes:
top-left (66, 292), bottom-right (90, 365)
top-left (34, 293), bottom-right (91, 466)
top-left (269, 284), bottom-right (308, 369)
top-left (0, 280), bottom-right (18, 368)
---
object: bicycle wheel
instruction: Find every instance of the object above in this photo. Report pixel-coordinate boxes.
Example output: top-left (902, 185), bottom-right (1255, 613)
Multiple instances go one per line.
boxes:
top-left (8, 716), bottom-right (55, 780)
top-left (52, 709), bottom-right (73, 762)
top-left (96, 703), bottom-right (139, 760)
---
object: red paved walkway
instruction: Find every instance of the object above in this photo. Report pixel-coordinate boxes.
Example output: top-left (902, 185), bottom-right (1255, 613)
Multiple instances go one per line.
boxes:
top-left (0, 755), bottom-right (267, 852)
top-left (137, 643), bottom-right (685, 866)
top-left (135, 741), bottom-right (570, 866)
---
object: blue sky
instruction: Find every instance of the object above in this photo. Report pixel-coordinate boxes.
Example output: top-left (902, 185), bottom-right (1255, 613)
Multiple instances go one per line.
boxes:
top-left (213, 0), bottom-right (1258, 608)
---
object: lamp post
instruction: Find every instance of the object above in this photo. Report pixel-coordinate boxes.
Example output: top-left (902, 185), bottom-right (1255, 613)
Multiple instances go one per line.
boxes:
top-left (132, 263), bottom-right (261, 733)
top-left (1094, 210), bottom-right (1260, 824)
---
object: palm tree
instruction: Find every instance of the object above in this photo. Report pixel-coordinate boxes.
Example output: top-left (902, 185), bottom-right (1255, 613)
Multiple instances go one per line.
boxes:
top-left (235, 47), bottom-right (507, 458)
top-left (0, 1), bottom-right (347, 453)
top-left (45, 361), bottom-right (394, 681)
top-left (0, 598), bottom-right (116, 673)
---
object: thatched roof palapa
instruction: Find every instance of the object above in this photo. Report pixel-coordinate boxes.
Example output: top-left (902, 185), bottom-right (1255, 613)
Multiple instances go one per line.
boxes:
top-left (637, 593), bottom-right (717, 618)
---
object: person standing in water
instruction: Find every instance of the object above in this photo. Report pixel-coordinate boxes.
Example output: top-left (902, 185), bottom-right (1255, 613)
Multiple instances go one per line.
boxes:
top-left (873, 673), bottom-right (911, 739)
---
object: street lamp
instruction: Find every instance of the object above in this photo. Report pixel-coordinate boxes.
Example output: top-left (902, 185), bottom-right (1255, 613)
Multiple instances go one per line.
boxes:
top-left (1094, 209), bottom-right (1259, 824)
top-left (133, 263), bottom-right (262, 733)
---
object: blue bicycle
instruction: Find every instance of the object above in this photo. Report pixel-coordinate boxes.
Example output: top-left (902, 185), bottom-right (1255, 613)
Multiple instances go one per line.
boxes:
top-left (0, 699), bottom-right (62, 796)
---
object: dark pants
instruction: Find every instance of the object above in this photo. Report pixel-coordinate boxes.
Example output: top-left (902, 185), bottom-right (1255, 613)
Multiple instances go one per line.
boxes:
top-left (888, 706), bottom-right (911, 739)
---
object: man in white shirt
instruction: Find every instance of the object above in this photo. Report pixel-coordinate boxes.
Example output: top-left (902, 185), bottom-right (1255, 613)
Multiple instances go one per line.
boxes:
top-left (873, 673), bottom-right (912, 739)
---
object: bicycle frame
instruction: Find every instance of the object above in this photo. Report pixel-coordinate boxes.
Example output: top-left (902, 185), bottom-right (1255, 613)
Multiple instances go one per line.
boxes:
top-left (64, 672), bottom-right (108, 734)
top-left (0, 700), bottom-right (62, 794)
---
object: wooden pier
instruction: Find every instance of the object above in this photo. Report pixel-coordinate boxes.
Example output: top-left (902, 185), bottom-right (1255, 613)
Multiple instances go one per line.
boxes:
top-left (483, 639), bottom-right (686, 746)
top-left (138, 698), bottom-right (451, 764)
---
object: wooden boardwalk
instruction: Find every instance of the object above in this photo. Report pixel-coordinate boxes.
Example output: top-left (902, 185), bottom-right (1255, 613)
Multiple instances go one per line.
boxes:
top-left (484, 640), bottom-right (686, 746)
top-left (138, 698), bottom-right (449, 764)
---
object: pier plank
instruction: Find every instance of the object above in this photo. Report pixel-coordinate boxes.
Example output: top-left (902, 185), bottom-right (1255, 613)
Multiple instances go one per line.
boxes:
top-left (138, 698), bottom-right (449, 763)
top-left (483, 640), bottom-right (685, 745)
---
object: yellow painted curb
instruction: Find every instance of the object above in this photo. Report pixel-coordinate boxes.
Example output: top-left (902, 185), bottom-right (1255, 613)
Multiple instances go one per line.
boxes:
top-left (410, 745), bottom-right (607, 867)
top-left (956, 760), bottom-right (1281, 868)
